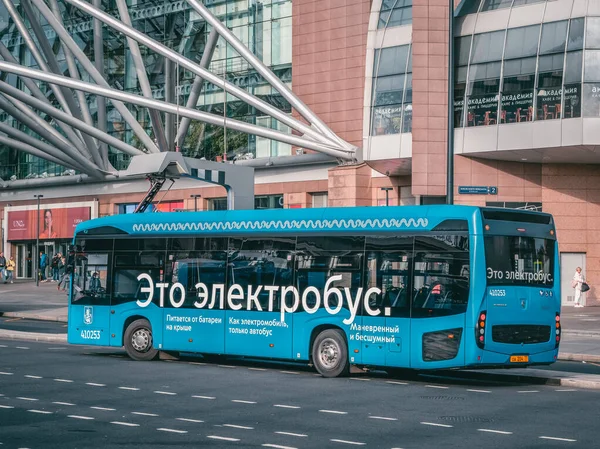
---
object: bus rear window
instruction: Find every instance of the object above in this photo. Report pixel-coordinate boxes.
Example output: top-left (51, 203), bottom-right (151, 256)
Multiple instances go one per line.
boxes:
top-left (485, 236), bottom-right (554, 287)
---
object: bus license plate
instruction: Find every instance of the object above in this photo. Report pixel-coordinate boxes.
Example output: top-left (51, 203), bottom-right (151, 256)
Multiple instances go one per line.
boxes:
top-left (510, 355), bottom-right (529, 363)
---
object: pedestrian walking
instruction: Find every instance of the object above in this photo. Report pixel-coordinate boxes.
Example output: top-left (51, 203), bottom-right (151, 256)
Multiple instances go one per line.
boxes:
top-left (5, 256), bottom-right (15, 284)
top-left (0, 252), bottom-right (5, 283)
top-left (572, 267), bottom-right (586, 308)
top-left (51, 253), bottom-right (61, 282)
top-left (39, 251), bottom-right (47, 282)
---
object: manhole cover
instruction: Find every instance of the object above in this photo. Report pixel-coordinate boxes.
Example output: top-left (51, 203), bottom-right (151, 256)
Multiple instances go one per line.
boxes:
top-left (439, 416), bottom-right (494, 423)
top-left (419, 396), bottom-right (465, 400)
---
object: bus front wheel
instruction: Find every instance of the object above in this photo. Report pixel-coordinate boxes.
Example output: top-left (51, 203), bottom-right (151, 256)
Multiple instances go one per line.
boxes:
top-left (312, 329), bottom-right (349, 378)
top-left (124, 319), bottom-right (158, 361)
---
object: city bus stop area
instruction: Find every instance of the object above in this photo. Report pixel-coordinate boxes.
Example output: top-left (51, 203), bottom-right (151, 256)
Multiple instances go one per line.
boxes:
top-left (1, 280), bottom-right (600, 389)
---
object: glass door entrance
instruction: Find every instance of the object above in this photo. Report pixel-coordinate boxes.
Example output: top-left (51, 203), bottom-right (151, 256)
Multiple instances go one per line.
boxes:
top-left (16, 243), bottom-right (34, 279)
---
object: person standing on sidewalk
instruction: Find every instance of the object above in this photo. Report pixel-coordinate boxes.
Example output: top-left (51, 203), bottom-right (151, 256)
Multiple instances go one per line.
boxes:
top-left (573, 267), bottom-right (585, 308)
top-left (0, 252), bottom-right (5, 283)
top-left (51, 253), bottom-right (61, 282)
top-left (5, 256), bottom-right (15, 284)
top-left (39, 251), bottom-right (48, 282)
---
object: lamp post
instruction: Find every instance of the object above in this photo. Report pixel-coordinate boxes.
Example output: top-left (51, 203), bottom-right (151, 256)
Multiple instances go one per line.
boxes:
top-left (34, 194), bottom-right (43, 286)
top-left (447, 0), bottom-right (455, 205)
top-left (381, 187), bottom-right (393, 207)
top-left (190, 194), bottom-right (202, 212)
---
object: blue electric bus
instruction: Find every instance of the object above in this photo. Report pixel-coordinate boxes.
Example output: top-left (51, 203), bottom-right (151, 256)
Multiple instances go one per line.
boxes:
top-left (67, 205), bottom-right (561, 377)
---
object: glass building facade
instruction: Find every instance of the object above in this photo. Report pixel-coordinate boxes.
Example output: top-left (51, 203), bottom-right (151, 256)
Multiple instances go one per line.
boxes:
top-left (0, 0), bottom-right (292, 179)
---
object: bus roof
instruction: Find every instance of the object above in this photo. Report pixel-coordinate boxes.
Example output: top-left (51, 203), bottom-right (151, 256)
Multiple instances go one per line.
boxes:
top-left (74, 205), bottom-right (552, 238)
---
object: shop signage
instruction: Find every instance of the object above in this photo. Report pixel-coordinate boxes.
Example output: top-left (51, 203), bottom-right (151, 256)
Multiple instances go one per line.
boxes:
top-left (458, 186), bottom-right (498, 195)
top-left (7, 206), bottom-right (91, 241)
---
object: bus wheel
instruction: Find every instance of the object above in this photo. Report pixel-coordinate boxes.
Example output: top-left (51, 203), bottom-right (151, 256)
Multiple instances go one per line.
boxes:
top-left (124, 319), bottom-right (158, 361)
top-left (312, 329), bottom-right (349, 378)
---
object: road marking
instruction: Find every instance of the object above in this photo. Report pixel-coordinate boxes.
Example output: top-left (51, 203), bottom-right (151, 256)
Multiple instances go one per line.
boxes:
top-left (192, 395), bottom-right (215, 400)
top-left (16, 397), bottom-right (38, 401)
top-left (68, 415), bottom-right (95, 420)
top-left (275, 432), bottom-right (307, 438)
top-left (54, 379), bottom-right (74, 383)
top-left (368, 416), bottom-right (397, 421)
top-left (280, 371), bottom-right (300, 375)
top-left (0, 344), bottom-right (7, 347)
top-left (91, 407), bottom-right (115, 411)
top-left (27, 410), bottom-right (53, 415)
top-left (539, 436), bottom-right (577, 442)
top-left (0, 405), bottom-right (14, 409)
top-left (223, 424), bottom-right (254, 430)
top-left (263, 444), bottom-right (298, 449)
top-left (330, 439), bottom-right (366, 445)
top-left (132, 412), bottom-right (159, 417)
top-left (319, 410), bottom-right (348, 415)
top-left (232, 400), bottom-right (257, 404)
top-left (207, 436), bottom-right (240, 442)
top-left (4, 318), bottom-right (21, 322)
top-left (48, 348), bottom-right (66, 350)
top-left (517, 390), bottom-right (539, 394)
top-left (53, 402), bottom-right (75, 406)
top-left (176, 418), bottom-right (204, 423)
top-left (478, 429), bottom-right (513, 435)
top-left (118, 387), bottom-right (140, 391)
top-left (86, 383), bottom-right (106, 387)
top-left (467, 389), bottom-right (491, 393)
top-left (110, 422), bottom-right (139, 427)
top-left (555, 389), bottom-right (577, 392)
top-left (386, 381), bottom-right (408, 385)
top-left (0, 372), bottom-right (14, 376)
top-left (218, 365), bottom-right (236, 369)
top-left (248, 367), bottom-right (267, 371)
top-left (421, 422), bottom-right (453, 428)
top-left (426, 385), bottom-right (449, 389)
top-left (189, 362), bottom-right (206, 366)
top-left (274, 404), bottom-right (301, 409)
top-left (157, 428), bottom-right (187, 434)
top-left (15, 347), bottom-right (29, 350)
top-left (25, 375), bottom-right (43, 379)
top-left (350, 378), bottom-right (370, 382)
top-left (153, 391), bottom-right (176, 395)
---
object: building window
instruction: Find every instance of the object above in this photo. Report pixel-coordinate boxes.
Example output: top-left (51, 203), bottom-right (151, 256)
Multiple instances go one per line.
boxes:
top-left (480, 0), bottom-right (512, 11)
top-left (117, 201), bottom-right (184, 214)
top-left (255, 194), bottom-right (284, 210)
top-left (311, 192), bottom-right (328, 208)
top-left (371, 45), bottom-right (412, 135)
top-left (378, 0), bottom-right (412, 29)
top-left (208, 198), bottom-right (228, 211)
top-left (501, 57), bottom-right (535, 123)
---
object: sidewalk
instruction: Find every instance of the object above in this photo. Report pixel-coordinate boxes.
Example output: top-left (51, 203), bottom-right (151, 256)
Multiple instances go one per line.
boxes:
top-left (2, 281), bottom-right (600, 388)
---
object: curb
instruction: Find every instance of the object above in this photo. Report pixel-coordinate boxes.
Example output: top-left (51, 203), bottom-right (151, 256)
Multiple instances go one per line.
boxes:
top-left (558, 352), bottom-right (600, 363)
top-left (563, 330), bottom-right (600, 338)
top-left (0, 311), bottom-right (67, 323)
top-left (0, 330), bottom-right (66, 343)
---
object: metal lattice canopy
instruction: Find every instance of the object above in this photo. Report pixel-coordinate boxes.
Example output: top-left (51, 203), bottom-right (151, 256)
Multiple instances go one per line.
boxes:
top-left (0, 0), bottom-right (357, 184)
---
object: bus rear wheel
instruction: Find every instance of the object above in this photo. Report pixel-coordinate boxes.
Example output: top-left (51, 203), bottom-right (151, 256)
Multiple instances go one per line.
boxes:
top-left (312, 329), bottom-right (349, 378)
top-left (124, 319), bottom-right (158, 361)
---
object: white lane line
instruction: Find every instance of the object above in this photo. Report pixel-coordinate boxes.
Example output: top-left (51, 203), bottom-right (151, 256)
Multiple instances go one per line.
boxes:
top-left (192, 395), bottom-right (215, 400)
top-left (118, 387), bottom-right (140, 391)
top-left (248, 367), bottom-right (267, 371)
top-left (110, 422), bottom-right (139, 427)
top-left (467, 389), bottom-right (491, 393)
top-left (263, 444), bottom-right (297, 449)
top-left (153, 391), bottom-right (176, 395)
top-left (0, 344), bottom-right (7, 347)
top-left (232, 400), bottom-right (257, 404)
top-left (280, 371), bottom-right (300, 375)
top-left (207, 436), bottom-right (240, 442)
top-left (0, 372), bottom-right (14, 376)
top-left (555, 389), bottom-right (577, 392)
top-left (421, 422), bottom-right (453, 428)
top-left (15, 347), bottom-right (29, 350)
top-left (157, 428), bottom-right (188, 434)
top-left (68, 415), bottom-right (95, 420)
top-left (223, 424), bottom-right (254, 430)
top-left (48, 348), bottom-right (66, 350)
top-left (54, 379), bottom-right (74, 383)
top-left (53, 402), bottom-right (75, 406)
top-left (24, 375), bottom-right (43, 379)
top-left (330, 439), bottom-right (366, 446)
top-left (478, 429), bottom-right (513, 435)
top-left (368, 416), bottom-right (397, 421)
top-left (0, 405), bottom-right (14, 409)
top-left (86, 383), bottom-right (106, 387)
top-left (27, 410), bottom-right (53, 415)
top-left (16, 397), bottom-right (38, 402)
top-left (217, 365), bottom-right (236, 369)
top-left (386, 381), bottom-right (408, 385)
top-left (539, 436), bottom-right (577, 442)
top-left (425, 385), bottom-right (449, 389)
top-left (132, 412), bottom-right (159, 417)
top-left (275, 432), bottom-right (307, 438)
top-left (274, 404), bottom-right (301, 409)
top-left (189, 362), bottom-right (206, 366)
top-left (350, 378), bottom-right (370, 382)
top-left (90, 407), bottom-right (115, 411)
top-left (176, 418), bottom-right (204, 423)
top-left (319, 410), bottom-right (348, 415)
top-left (0, 394), bottom-right (4, 396)
top-left (517, 390), bottom-right (539, 394)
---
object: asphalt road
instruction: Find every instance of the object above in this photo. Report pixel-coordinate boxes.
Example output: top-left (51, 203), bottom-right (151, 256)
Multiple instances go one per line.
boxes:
top-left (1, 338), bottom-right (599, 448)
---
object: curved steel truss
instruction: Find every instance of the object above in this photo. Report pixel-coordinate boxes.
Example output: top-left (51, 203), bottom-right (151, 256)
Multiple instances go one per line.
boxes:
top-left (0, 0), bottom-right (356, 181)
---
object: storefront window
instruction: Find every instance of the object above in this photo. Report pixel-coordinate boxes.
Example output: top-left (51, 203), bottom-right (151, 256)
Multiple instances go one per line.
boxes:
top-left (372, 105), bottom-right (403, 136)
top-left (583, 83), bottom-right (600, 117)
top-left (563, 51), bottom-right (582, 118)
top-left (536, 54), bottom-right (564, 120)
top-left (466, 62), bottom-right (500, 126)
top-left (501, 57), bottom-right (535, 123)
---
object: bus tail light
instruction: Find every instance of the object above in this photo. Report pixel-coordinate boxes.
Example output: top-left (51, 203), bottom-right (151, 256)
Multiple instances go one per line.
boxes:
top-left (555, 313), bottom-right (561, 348)
top-left (476, 311), bottom-right (486, 349)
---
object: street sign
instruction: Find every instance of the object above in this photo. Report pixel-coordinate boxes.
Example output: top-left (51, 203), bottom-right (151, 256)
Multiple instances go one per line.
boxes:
top-left (458, 186), bottom-right (498, 195)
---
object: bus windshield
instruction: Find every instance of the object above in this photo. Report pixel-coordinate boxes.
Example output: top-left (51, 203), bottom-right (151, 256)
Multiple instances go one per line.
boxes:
top-left (484, 236), bottom-right (555, 287)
